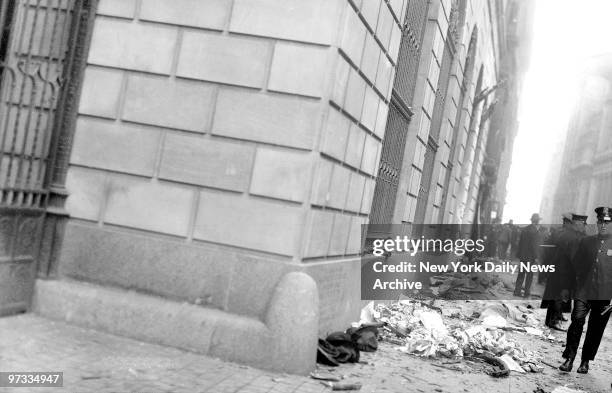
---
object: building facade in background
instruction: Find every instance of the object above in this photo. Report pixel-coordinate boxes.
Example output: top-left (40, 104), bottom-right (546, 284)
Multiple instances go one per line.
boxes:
top-left (477, 0), bottom-right (533, 224)
top-left (0, 0), bottom-right (532, 373)
top-left (548, 54), bottom-right (612, 221)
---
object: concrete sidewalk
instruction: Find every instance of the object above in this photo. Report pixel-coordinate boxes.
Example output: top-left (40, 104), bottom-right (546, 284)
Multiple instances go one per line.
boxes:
top-left (0, 314), bottom-right (326, 393)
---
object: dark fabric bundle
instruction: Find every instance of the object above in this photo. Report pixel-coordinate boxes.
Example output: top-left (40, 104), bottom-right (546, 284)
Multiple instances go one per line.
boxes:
top-left (316, 324), bottom-right (382, 366)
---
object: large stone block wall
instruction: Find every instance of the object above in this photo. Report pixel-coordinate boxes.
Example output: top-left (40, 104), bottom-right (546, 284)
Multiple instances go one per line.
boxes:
top-left (62, 0), bottom-right (407, 332)
top-left (304, 0), bottom-right (404, 259)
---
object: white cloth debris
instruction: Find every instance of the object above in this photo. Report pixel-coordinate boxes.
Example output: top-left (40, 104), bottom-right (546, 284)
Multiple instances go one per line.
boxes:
top-left (359, 301), bottom-right (379, 325)
top-left (551, 387), bottom-right (587, 393)
top-left (524, 327), bottom-right (543, 336)
top-left (419, 311), bottom-right (449, 337)
top-left (499, 354), bottom-right (525, 373)
top-left (482, 314), bottom-right (507, 328)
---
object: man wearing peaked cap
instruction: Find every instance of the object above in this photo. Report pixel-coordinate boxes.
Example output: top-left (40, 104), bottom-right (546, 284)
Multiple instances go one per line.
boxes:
top-left (572, 213), bottom-right (588, 235)
top-left (541, 212), bottom-right (586, 330)
top-left (560, 207), bottom-right (612, 374)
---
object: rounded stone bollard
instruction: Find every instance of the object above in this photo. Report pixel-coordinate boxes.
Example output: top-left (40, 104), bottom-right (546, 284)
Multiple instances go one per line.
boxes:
top-left (265, 271), bottom-right (319, 375)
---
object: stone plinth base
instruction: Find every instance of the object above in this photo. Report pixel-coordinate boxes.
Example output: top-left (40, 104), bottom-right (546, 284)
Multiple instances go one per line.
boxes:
top-left (32, 274), bottom-right (318, 375)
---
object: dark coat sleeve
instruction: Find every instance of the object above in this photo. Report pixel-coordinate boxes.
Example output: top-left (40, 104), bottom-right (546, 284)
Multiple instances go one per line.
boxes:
top-left (532, 229), bottom-right (542, 261)
top-left (556, 233), bottom-right (580, 291)
top-left (571, 237), bottom-right (595, 283)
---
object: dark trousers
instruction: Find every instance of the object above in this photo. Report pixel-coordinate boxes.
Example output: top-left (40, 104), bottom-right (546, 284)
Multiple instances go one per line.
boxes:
top-left (545, 299), bottom-right (564, 326)
top-left (514, 262), bottom-right (534, 295)
top-left (499, 242), bottom-right (509, 259)
top-left (562, 299), bottom-right (611, 361)
top-left (487, 242), bottom-right (497, 258)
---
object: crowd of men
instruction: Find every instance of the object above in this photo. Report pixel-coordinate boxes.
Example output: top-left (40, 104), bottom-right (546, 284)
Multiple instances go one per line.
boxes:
top-left (488, 208), bottom-right (612, 375)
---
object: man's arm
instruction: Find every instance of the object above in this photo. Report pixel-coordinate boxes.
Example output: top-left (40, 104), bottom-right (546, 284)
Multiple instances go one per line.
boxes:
top-left (531, 228), bottom-right (541, 262)
top-left (570, 237), bottom-right (587, 280)
top-left (556, 237), bottom-right (574, 298)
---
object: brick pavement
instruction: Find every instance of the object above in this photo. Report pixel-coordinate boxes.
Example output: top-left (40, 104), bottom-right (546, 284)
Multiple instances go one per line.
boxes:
top-left (0, 315), bottom-right (328, 393)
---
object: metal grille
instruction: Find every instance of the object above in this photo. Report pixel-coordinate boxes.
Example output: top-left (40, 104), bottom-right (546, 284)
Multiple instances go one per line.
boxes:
top-left (368, 103), bottom-right (411, 226)
top-left (0, 0), bottom-right (91, 316)
top-left (366, 0), bottom-right (429, 229)
top-left (415, 141), bottom-right (436, 217)
top-left (429, 38), bottom-right (453, 142)
top-left (394, 0), bottom-right (429, 109)
top-left (0, 0), bottom-right (79, 209)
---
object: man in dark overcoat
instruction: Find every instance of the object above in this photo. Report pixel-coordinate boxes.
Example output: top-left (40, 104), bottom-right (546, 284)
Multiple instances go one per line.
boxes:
top-left (559, 207), bottom-right (612, 374)
top-left (498, 221), bottom-right (512, 260)
top-left (513, 213), bottom-right (543, 297)
top-left (541, 213), bottom-right (586, 330)
top-left (509, 219), bottom-right (520, 258)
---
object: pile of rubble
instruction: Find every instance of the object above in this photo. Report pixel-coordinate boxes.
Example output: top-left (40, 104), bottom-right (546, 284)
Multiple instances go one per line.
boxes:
top-left (363, 298), bottom-right (557, 375)
top-left (428, 271), bottom-right (515, 299)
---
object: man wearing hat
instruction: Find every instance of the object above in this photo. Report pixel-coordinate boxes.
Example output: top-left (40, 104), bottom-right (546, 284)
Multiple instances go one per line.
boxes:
top-left (560, 207), bottom-right (612, 374)
top-left (514, 213), bottom-right (543, 297)
top-left (541, 213), bottom-right (587, 330)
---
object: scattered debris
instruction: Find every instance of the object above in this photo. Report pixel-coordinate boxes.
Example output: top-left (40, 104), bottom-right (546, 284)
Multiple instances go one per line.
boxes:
top-left (527, 363), bottom-right (544, 373)
top-left (524, 327), bottom-right (544, 336)
top-left (322, 381), bottom-right (362, 391)
top-left (318, 322), bottom-right (383, 366)
top-left (374, 298), bottom-right (546, 375)
top-left (80, 375), bottom-right (106, 380)
top-left (322, 276), bottom-right (562, 382)
top-left (471, 353), bottom-right (510, 378)
top-left (359, 301), bottom-right (379, 325)
top-left (499, 354), bottom-right (525, 373)
top-left (550, 386), bottom-right (587, 393)
top-left (420, 311), bottom-right (449, 336)
top-left (383, 337), bottom-right (405, 345)
top-left (347, 324), bottom-right (381, 352)
top-left (431, 362), bottom-right (463, 372)
top-left (540, 360), bottom-right (559, 369)
top-left (310, 371), bottom-right (341, 382)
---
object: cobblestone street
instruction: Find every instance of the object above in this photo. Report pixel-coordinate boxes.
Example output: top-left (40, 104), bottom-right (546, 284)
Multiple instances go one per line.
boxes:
top-left (1, 308), bottom-right (612, 393)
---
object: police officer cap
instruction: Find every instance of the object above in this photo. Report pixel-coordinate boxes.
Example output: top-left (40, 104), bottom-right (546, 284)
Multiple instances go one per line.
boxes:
top-left (594, 206), bottom-right (612, 222)
top-left (571, 214), bottom-right (587, 223)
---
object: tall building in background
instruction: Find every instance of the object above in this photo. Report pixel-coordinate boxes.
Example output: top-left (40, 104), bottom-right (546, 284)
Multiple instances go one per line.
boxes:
top-left (475, 0), bottom-right (534, 224)
top-left (549, 54), bottom-right (612, 221)
top-left (0, 0), bottom-right (533, 373)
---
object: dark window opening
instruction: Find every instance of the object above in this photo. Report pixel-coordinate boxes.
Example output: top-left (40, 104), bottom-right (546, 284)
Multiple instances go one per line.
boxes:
top-left (0, 0), bottom-right (17, 76)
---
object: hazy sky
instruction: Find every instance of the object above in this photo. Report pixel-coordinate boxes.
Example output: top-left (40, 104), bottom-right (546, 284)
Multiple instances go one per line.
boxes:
top-left (503, 0), bottom-right (612, 223)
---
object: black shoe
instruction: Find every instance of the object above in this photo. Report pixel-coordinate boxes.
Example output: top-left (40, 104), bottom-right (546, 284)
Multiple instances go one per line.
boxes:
top-left (550, 322), bottom-right (566, 332)
top-left (577, 360), bottom-right (589, 374)
top-left (559, 358), bottom-right (574, 372)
